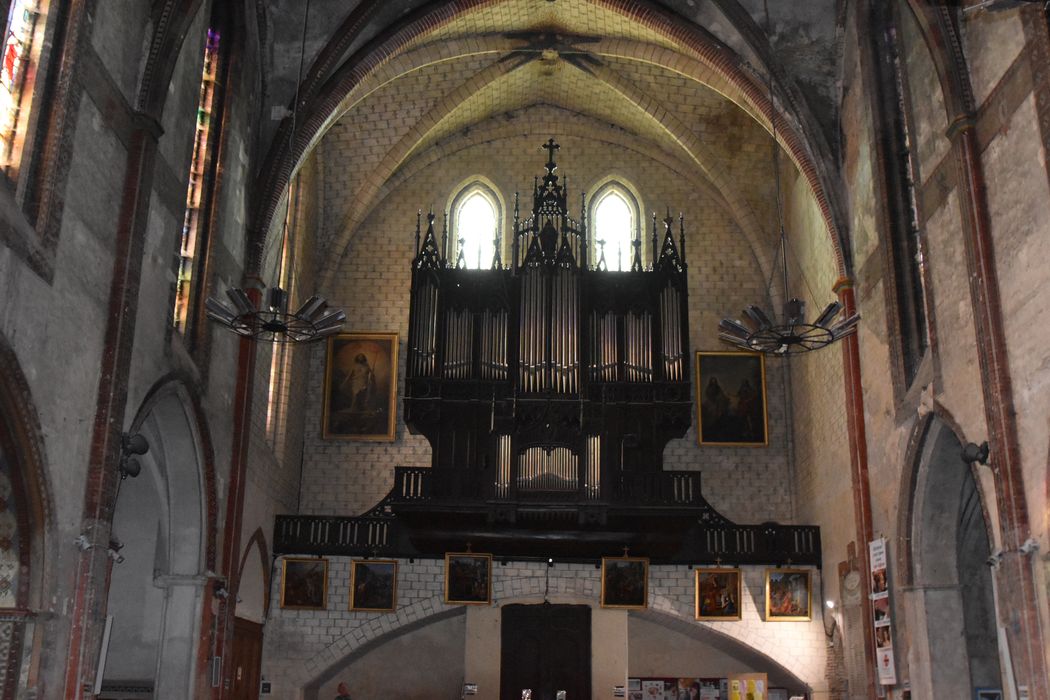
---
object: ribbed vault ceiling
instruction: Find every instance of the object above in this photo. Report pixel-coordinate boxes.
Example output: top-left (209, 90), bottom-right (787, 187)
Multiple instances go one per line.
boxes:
top-left (258, 0), bottom-right (846, 285)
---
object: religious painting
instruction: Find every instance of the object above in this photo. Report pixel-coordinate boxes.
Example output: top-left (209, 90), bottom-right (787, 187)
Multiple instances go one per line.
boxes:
top-left (695, 351), bottom-right (768, 446)
top-left (444, 552), bottom-right (492, 605)
top-left (695, 567), bottom-right (742, 620)
top-left (601, 556), bottom-right (648, 609)
top-left (349, 560), bottom-right (397, 612)
top-left (764, 568), bottom-right (811, 621)
top-left (280, 558), bottom-right (328, 610)
top-left (323, 332), bottom-right (398, 440)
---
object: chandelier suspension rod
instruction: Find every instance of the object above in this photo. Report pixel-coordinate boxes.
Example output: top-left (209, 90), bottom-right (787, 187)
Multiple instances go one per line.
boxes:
top-left (204, 0), bottom-right (345, 343)
top-left (715, 0), bottom-right (859, 354)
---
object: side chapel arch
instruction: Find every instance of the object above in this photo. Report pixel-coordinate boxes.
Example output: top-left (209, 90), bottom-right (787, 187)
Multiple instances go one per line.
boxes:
top-left (101, 382), bottom-right (211, 698)
top-left (0, 334), bottom-right (56, 698)
top-left (900, 413), bottom-right (1004, 699)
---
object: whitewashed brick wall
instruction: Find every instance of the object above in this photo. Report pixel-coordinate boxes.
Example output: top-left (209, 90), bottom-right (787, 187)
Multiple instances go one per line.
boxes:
top-left (260, 558), bottom-right (828, 697)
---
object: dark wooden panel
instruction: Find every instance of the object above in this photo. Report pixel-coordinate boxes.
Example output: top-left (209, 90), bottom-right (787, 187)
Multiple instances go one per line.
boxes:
top-left (501, 604), bottom-right (591, 700)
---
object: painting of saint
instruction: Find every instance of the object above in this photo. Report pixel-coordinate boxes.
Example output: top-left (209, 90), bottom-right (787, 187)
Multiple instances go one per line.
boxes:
top-left (765, 569), bottom-right (811, 621)
top-left (695, 568), bottom-right (742, 620)
top-left (323, 333), bottom-right (398, 440)
top-left (695, 352), bottom-right (767, 445)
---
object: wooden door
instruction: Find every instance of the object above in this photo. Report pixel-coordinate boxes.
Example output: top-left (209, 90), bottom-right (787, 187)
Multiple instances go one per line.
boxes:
top-left (229, 617), bottom-right (263, 700)
top-left (500, 604), bottom-right (591, 700)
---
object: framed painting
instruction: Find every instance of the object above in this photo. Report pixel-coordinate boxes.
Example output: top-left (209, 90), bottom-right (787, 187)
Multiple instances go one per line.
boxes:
top-left (280, 557), bottom-right (328, 610)
top-left (601, 556), bottom-right (648, 609)
top-left (695, 567), bottom-right (742, 620)
top-left (765, 568), bottom-right (811, 621)
top-left (444, 552), bottom-right (492, 605)
top-left (322, 332), bottom-right (398, 441)
top-left (350, 559), bottom-right (398, 612)
top-left (695, 351), bottom-right (768, 446)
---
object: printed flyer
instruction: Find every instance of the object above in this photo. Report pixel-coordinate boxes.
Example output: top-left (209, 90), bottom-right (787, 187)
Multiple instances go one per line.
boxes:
top-left (869, 537), bottom-right (897, 685)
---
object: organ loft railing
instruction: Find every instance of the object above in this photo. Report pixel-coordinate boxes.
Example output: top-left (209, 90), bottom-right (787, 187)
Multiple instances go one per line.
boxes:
top-left (404, 139), bottom-right (693, 505)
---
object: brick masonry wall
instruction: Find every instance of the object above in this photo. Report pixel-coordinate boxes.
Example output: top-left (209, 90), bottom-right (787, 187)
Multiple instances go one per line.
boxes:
top-left (260, 558), bottom-right (829, 698)
top-left (299, 116), bottom-right (797, 524)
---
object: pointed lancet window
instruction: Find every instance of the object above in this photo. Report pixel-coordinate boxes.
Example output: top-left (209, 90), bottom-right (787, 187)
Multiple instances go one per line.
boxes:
top-left (592, 186), bottom-right (637, 272)
top-left (452, 186), bottom-right (500, 270)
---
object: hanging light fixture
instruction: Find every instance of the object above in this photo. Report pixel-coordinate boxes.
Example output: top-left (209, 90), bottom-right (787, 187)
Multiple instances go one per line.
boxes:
top-left (206, 0), bottom-right (344, 343)
top-left (718, 1), bottom-right (857, 355)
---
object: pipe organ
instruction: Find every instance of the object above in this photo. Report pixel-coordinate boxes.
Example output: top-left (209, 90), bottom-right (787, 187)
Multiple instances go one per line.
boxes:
top-left (404, 140), bottom-right (692, 512)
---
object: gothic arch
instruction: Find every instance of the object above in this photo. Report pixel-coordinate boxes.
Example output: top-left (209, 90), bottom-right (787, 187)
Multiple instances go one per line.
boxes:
top-left (899, 412), bottom-right (1004, 699)
top-left (631, 608), bottom-right (811, 692)
top-left (588, 176), bottom-right (643, 270)
top-left (250, 0), bottom-right (846, 284)
top-left (446, 176), bottom-right (506, 269)
top-left (0, 333), bottom-right (56, 698)
top-left (101, 381), bottom-right (213, 698)
top-left (296, 567), bottom-right (824, 696)
top-left (235, 527), bottom-right (272, 622)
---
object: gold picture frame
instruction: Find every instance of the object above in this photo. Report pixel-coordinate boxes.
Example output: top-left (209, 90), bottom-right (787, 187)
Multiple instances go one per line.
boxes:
top-left (765, 568), bottom-right (811, 621)
top-left (279, 557), bottom-right (328, 610)
top-left (322, 332), bottom-right (399, 441)
top-left (695, 568), bottom-right (742, 620)
top-left (350, 559), bottom-right (398, 612)
top-left (695, 351), bottom-right (768, 446)
top-left (444, 552), bottom-right (492, 605)
top-left (601, 556), bottom-right (649, 609)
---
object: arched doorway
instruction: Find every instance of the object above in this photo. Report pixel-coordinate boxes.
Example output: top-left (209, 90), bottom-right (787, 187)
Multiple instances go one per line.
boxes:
top-left (100, 387), bottom-right (207, 698)
top-left (905, 416), bottom-right (1002, 698)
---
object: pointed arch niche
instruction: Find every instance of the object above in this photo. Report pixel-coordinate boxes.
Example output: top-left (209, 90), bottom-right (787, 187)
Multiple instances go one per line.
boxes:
top-left (588, 179), bottom-right (643, 271)
top-left (447, 179), bottom-right (505, 270)
top-left (902, 415), bottom-right (1004, 698)
top-left (102, 385), bottom-right (209, 698)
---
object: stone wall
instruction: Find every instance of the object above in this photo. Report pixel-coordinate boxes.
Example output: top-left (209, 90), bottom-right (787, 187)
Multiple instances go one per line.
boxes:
top-left (261, 557), bottom-right (829, 699)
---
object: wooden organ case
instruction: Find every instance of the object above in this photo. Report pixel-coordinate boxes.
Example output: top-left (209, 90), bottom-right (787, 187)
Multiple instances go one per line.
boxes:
top-left (398, 141), bottom-right (699, 557)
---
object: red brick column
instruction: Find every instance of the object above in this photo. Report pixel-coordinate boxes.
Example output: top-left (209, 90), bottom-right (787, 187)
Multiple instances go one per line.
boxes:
top-left (62, 114), bottom-right (162, 700)
top-left (836, 278), bottom-right (878, 700)
top-left (212, 282), bottom-right (261, 700)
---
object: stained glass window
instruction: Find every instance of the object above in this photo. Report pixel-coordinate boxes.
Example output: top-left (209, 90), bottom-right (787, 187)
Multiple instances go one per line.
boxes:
top-left (173, 27), bottom-right (222, 334)
top-left (0, 0), bottom-right (42, 171)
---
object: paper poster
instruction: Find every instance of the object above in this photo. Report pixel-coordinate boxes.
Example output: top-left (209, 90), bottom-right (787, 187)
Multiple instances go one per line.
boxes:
top-left (642, 680), bottom-right (664, 699)
top-left (728, 673), bottom-right (766, 700)
top-left (869, 538), bottom-right (897, 685)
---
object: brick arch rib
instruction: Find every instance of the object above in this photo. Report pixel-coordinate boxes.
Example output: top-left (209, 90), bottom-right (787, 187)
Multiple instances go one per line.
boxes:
top-left (0, 332), bottom-right (56, 602)
top-left (137, 0), bottom-right (207, 117)
top-left (0, 333), bottom-right (57, 697)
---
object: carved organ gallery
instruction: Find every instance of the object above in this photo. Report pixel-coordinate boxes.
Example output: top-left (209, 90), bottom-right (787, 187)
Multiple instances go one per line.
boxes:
top-left (275, 144), bottom-right (819, 565)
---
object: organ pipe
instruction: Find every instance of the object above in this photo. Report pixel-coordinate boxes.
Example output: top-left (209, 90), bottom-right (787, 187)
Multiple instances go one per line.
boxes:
top-left (406, 140), bottom-right (691, 501)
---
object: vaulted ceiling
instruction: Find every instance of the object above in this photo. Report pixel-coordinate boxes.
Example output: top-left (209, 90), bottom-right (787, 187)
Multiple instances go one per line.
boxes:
top-left (252, 0), bottom-right (847, 287)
